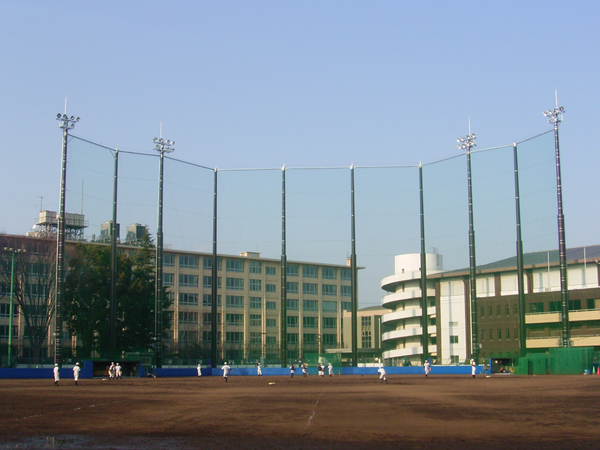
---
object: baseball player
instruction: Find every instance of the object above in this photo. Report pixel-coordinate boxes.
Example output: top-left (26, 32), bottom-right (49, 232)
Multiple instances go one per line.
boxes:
top-left (378, 365), bottom-right (388, 384)
top-left (116, 363), bottom-right (122, 379)
top-left (470, 358), bottom-right (476, 378)
top-left (424, 360), bottom-right (431, 377)
top-left (290, 364), bottom-right (295, 378)
top-left (328, 362), bottom-right (333, 377)
top-left (73, 362), bottom-right (80, 385)
top-left (222, 362), bottom-right (231, 382)
top-left (197, 364), bottom-right (202, 377)
top-left (53, 363), bottom-right (60, 386)
top-left (256, 362), bottom-right (262, 376)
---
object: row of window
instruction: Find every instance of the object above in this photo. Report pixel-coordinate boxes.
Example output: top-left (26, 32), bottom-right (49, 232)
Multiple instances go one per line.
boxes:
top-left (180, 313), bottom-right (338, 329)
top-left (174, 331), bottom-right (338, 346)
top-left (481, 328), bottom-right (519, 341)
top-left (163, 255), bottom-right (351, 280)
top-left (178, 294), bottom-right (352, 313)
top-left (481, 299), bottom-right (595, 317)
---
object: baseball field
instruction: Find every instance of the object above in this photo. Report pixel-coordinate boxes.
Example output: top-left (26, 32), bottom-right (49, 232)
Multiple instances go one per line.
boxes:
top-left (0, 373), bottom-right (598, 449)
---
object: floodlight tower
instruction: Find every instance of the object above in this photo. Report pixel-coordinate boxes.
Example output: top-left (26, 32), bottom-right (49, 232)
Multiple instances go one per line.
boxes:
top-left (457, 131), bottom-right (479, 362)
top-left (154, 135), bottom-right (174, 368)
top-left (55, 112), bottom-right (79, 366)
top-left (543, 105), bottom-right (569, 348)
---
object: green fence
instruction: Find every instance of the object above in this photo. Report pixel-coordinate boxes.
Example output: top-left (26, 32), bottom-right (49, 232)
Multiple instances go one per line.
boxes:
top-left (514, 347), bottom-right (600, 375)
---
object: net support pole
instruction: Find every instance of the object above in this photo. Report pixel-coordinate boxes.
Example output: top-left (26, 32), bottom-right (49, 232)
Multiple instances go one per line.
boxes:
top-left (280, 166), bottom-right (288, 367)
top-left (211, 169), bottom-right (218, 368)
top-left (350, 166), bottom-right (358, 367)
top-left (419, 164), bottom-right (429, 363)
top-left (513, 143), bottom-right (527, 356)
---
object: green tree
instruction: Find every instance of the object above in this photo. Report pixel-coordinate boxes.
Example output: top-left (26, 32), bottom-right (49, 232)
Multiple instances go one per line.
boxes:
top-left (0, 235), bottom-right (57, 364)
top-left (64, 228), bottom-right (171, 359)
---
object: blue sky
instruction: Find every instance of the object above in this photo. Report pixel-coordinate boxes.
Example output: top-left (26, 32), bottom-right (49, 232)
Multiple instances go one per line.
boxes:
top-left (2, 1), bottom-right (599, 306)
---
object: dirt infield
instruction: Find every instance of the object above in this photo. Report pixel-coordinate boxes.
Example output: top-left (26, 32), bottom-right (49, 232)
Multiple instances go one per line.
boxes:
top-left (0, 374), bottom-right (599, 449)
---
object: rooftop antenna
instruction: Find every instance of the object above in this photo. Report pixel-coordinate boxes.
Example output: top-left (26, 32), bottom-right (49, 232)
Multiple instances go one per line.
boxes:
top-left (555, 89), bottom-right (558, 109)
top-left (64, 97), bottom-right (67, 115)
top-left (38, 196), bottom-right (44, 212)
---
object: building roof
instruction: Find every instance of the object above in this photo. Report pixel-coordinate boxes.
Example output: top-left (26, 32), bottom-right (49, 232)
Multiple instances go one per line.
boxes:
top-left (436, 245), bottom-right (600, 277)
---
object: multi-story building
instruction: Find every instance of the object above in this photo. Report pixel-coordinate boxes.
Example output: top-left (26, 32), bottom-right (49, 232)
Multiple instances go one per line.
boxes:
top-left (1, 229), bottom-right (354, 365)
top-left (161, 249), bottom-right (353, 363)
top-left (342, 305), bottom-right (386, 364)
top-left (382, 246), bottom-right (600, 366)
top-left (380, 253), bottom-right (445, 366)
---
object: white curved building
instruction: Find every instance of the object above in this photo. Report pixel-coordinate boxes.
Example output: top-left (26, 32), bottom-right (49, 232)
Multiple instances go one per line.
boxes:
top-left (380, 253), bottom-right (443, 365)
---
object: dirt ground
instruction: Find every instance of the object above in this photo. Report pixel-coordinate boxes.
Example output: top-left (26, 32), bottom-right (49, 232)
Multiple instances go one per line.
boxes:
top-left (0, 373), bottom-right (599, 449)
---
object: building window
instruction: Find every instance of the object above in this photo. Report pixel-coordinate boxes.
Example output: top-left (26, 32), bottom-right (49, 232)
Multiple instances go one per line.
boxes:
top-left (203, 276), bottom-right (222, 289)
top-left (489, 329), bottom-right (493, 340)
top-left (0, 304), bottom-right (19, 317)
top-left (226, 277), bottom-right (244, 290)
top-left (203, 257), bottom-right (222, 271)
top-left (226, 331), bottom-right (244, 343)
top-left (202, 294), bottom-right (221, 307)
top-left (178, 311), bottom-right (198, 324)
top-left (450, 335), bottom-right (459, 344)
top-left (249, 314), bottom-right (261, 327)
top-left (266, 318), bottom-right (276, 327)
top-left (287, 316), bottom-right (299, 328)
top-left (505, 305), bottom-right (510, 316)
top-left (226, 295), bottom-right (244, 308)
top-left (266, 335), bottom-right (276, 345)
top-left (529, 302), bottom-right (544, 313)
top-left (286, 264), bottom-right (299, 277)
top-left (266, 284), bottom-right (277, 293)
top-left (287, 333), bottom-right (299, 344)
top-left (497, 329), bottom-right (502, 340)
top-left (286, 281), bottom-right (299, 294)
top-left (450, 355), bottom-right (459, 364)
top-left (226, 313), bottom-right (244, 326)
top-left (303, 316), bottom-right (318, 328)
top-left (163, 273), bottom-right (174, 286)
top-left (322, 284), bottom-right (337, 296)
top-left (514, 304), bottom-right (518, 315)
top-left (250, 297), bottom-right (262, 309)
top-left (303, 300), bottom-right (318, 311)
top-left (361, 316), bottom-right (372, 328)
top-left (569, 300), bottom-right (582, 311)
top-left (202, 313), bottom-right (221, 325)
top-left (488, 306), bottom-right (493, 317)
top-left (266, 301), bottom-right (277, 310)
top-left (179, 274), bottom-right (198, 288)
top-left (480, 306), bottom-right (484, 318)
top-left (362, 330), bottom-right (372, 348)
top-left (514, 328), bottom-right (518, 339)
top-left (303, 333), bottom-right (317, 345)
top-left (164, 253), bottom-right (175, 267)
top-left (322, 334), bottom-right (337, 346)
top-left (342, 302), bottom-right (352, 312)
top-left (322, 267), bottom-right (337, 280)
top-left (265, 266), bottom-right (276, 276)
top-left (340, 269), bottom-right (351, 281)
top-left (481, 329), bottom-right (486, 341)
top-left (179, 255), bottom-right (199, 269)
top-left (179, 293), bottom-right (198, 306)
top-left (249, 279), bottom-right (262, 292)
top-left (303, 283), bottom-right (318, 295)
top-left (340, 285), bottom-right (351, 297)
top-left (226, 259), bottom-right (244, 273)
top-left (303, 266), bottom-right (318, 278)
top-left (322, 300), bottom-right (337, 312)
top-left (506, 328), bottom-right (510, 340)
top-left (286, 298), bottom-right (299, 310)
top-left (179, 330), bottom-right (198, 343)
top-left (249, 261), bottom-right (261, 274)
top-left (323, 317), bottom-right (337, 329)
top-left (497, 305), bottom-right (501, 317)
top-left (0, 325), bottom-right (18, 339)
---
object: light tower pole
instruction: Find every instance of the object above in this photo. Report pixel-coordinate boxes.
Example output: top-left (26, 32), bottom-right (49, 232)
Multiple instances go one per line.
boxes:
top-left (457, 130), bottom-right (479, 362)
top-left (55, 113), bottom-right (79, 366)
top-left (154, 135), bottom-right (174, 368)
top-left (543, 105), bottom-right (569, 348)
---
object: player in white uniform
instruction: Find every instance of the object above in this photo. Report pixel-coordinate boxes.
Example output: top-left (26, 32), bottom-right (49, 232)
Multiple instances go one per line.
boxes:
top-left (328, 363), bottom-right (333, 377)
top-left (73, 362), bottom-right (80, 385)
top-left (222, 362), bottom-right (231, 382)
top-left (108, 362), bottom-right (115, 380)
top-left (256, 362), bottom-right (262, 376)
top-left (471, 358), bottom-right (476, 378)
top-left (197, 364), bottom-right (202, 377)
top-left (116, 363), bottom-right (122, 379)
top-left (53, 363), bottom-right (60, 386)
top-left (378, 366), bottom-right (388, 384)
top-left (424, 360), bottom-right (431, 377)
